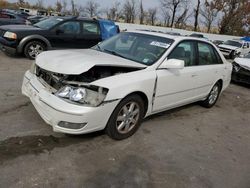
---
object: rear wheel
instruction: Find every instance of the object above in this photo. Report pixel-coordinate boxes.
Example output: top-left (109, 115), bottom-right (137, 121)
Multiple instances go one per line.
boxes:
top-left (201, 82), bottom-right (221, 108)
top-left (106, 95), bottom-right (145, 140)
top-left (24, 41), bottom-right (46, 60)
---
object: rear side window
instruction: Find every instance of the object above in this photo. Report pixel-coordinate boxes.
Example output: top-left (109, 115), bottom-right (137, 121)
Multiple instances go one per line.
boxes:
top-left (168, 41), bottom-right (196, 67)
top-left (83, 22), bottom-right (100, 35)
top-left (198, 42), bottom-right (219, 65)
top-left (214, 49), bottom-right (223, 64)
top-left (58, 21), bottom-right (80, 34)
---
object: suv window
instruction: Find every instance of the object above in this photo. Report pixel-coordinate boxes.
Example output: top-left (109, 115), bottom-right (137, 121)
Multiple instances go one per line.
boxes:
top-left (83, 22), bottom-right (100, 35)
top-left (198, 42), bottom-right (218, 65)
top-left (57, 21), bottom-right (80, 34)
top-left (168, 41), bottom-right (196, 66)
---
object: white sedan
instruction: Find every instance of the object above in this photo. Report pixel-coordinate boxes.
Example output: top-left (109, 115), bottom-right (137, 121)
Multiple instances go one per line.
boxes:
top-left (22, 31), bottom-right (232, 140)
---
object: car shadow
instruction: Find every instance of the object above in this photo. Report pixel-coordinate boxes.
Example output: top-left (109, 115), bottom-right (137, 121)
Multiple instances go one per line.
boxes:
top-left (231, 81), bottom-right (250, 89)
top-left (144, 102), bottom-right (198, 122)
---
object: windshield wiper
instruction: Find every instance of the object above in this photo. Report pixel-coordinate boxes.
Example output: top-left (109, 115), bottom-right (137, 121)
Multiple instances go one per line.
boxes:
top-left (103, 49), bottom-right (126, 59)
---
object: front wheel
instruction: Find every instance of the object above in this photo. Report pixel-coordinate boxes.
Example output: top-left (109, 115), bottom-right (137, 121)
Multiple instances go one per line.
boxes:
top-left (200, 82), bottom-right (221, 108)
top-left (24, 41), bottom-right (46, 60)
top-left (105, 95), bottom-right (145, 140)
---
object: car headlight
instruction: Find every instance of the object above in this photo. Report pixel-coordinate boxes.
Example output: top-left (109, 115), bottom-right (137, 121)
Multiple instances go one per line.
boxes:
top-left (3, 31), bottom-right (17, 40)
top-left (55, 85), bottom-right (108, 107)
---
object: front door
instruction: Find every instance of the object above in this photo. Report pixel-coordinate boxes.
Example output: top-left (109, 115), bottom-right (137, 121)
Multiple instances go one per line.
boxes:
top-left (153, 40), bottom-right (199, 112)
top-left (48, 21), bottom-right (81, 48)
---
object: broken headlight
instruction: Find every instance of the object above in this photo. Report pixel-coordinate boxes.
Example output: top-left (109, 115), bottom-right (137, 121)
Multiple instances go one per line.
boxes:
top-left (55, 85), bottom-right (108, 107)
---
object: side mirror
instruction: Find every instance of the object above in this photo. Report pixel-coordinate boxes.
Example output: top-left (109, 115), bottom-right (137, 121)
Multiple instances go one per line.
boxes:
top-left (159, 59), bottom-right (185, 69)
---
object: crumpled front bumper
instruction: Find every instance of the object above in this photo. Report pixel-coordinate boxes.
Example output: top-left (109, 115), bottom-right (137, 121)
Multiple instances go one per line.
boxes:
top-left (21, 71), bottom-right (119, 134)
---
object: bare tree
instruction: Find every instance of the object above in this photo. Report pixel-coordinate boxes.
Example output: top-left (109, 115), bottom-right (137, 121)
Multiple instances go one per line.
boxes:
top-left (55, 0), bottom-right (63, 13)
top-left (71, 0), bottom-right (76, 15)
top-left (175, 3), bottom-right (191, 29)
top-left (200, 0), bottom-right (219, 33)
top-left (194, 0), bottom-right (201, 31)
top-left (161, 0), bottom-right (184, 27)
top-left (83, 0), bottom-right (100, 17)
top-left (217, 0), bottom-right (249, 35)
top-left (36, 0), bottom-right (44, 9)
top-left (161, 6), bottom-right (171, 27)
top-left (105, 2), bottom-right (121, 21)
top-left (17, 0), bottom-right (25, 6)
top-left (123, 0), bottom-right (137, 23)
top-left (139, 0), bottom-right (145, 24)
top-left (62, 0), bottom-right (67, 13)
top-left (147, 8), bottom-right (157, 25)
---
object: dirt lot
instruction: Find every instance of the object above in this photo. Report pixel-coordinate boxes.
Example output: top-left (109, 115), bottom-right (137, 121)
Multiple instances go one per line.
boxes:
top-left (0, 51), bottom-right (250, 188)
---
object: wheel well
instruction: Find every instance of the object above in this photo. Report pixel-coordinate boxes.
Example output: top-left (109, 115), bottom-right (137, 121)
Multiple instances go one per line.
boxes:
top-left (126, 91), bottom-right (149, 117)
top-left (23, 39), bottom-right (47, 53)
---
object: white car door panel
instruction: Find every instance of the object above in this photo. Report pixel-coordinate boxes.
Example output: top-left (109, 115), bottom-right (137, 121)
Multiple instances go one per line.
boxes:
top-left (193, 42), bottom-right (227, 98)
top-left (193, 64), bottom-right (225, 98)
top-left (153, 67), bottom-right (198, 112)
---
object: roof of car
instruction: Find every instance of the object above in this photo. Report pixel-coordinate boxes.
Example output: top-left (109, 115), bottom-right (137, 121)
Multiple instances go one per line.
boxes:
top-left (131, 30), bottom-right (210, 43)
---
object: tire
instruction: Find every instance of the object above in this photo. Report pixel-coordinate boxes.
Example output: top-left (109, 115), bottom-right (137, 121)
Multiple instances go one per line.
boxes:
top-left (24, 41), bottom-right (46, 60)
top-left (200, 82), bottom-right (221, 108)
top-left (105, 94), bottom-right (145, 140)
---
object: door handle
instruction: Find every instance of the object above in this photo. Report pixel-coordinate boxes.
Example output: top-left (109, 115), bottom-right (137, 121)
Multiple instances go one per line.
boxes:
top-left (191, 74), bottom-right (198, 77)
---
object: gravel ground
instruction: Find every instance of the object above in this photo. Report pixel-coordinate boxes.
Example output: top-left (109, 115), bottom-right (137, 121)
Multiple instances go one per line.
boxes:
top-left (0, 51), bottom-right (250, 188)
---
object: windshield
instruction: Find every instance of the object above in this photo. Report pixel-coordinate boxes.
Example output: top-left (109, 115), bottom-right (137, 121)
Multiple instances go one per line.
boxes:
top-left (93, 32), bottom-right (174, 65)
top-left (223, 40), bottom-right (242, 48)
top-left (34, 17), bottom-right (63, 29)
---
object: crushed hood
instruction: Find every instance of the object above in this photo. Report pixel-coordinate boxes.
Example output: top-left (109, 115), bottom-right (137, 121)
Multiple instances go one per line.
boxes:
top-left (234, 58), bottom-right (250, 71)
top-left (36, 49), bottom-right (146, 75)
top-left (219, 44), bottom-right (239, 51)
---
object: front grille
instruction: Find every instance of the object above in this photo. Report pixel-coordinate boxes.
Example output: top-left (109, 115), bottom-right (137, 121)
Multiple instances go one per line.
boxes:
top-left (35, 66), bottom-right (65, 90)
top-left (219, 47), bottom-right (231, 53)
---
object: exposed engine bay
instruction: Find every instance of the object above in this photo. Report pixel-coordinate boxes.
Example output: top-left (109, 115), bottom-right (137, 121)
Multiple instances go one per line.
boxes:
top-left (35, 65), bottom-right (143, 90)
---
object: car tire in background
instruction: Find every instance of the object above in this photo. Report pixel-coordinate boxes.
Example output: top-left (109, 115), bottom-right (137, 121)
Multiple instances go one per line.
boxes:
top-left (200, 82), bottom-right (222, 108)
top-left (24, 41), bottom-right (46, 60)
top-left (106, 94), bottom-right (145, 140)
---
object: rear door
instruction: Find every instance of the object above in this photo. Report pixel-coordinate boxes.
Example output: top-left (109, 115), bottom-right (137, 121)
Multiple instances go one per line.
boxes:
top-left (48, 21), bottom-right (81, 48)
top-left (192, 42), bottom-right (226, 99)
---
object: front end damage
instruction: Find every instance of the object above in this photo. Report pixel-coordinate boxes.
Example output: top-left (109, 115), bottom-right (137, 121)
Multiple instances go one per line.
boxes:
top-left (22, 63), bottom-right (143, 134)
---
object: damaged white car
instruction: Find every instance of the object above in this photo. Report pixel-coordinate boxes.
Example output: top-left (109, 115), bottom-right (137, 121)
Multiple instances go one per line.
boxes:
top-left (22, 31), bottom-right (232, 140)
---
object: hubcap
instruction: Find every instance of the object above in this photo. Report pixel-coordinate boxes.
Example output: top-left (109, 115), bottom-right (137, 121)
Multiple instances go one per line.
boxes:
top-left (116, 102), bottom-right (140, 134)
top-left (28, 44), bottom-right (43, 58)
top-left (208, 85), bottom-right (219, 105)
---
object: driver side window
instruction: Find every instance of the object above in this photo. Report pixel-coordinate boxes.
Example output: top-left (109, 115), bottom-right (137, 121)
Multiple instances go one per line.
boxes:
top-left (168, 41), bottom-right (196, 67)
top-left (57, 21), bottom-right (80, 34)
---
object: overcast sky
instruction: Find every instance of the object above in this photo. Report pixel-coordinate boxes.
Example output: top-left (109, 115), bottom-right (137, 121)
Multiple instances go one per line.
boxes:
top-left (8, 0), bottom-right (200, 10)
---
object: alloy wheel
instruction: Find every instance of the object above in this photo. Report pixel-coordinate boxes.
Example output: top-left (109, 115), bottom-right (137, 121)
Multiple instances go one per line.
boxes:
top-left (116, 102), bottom-right (140, 134)
top-left (208, 85), bottom-right (219, 105)
top-left (28, 44), bottom-right (43, 59)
